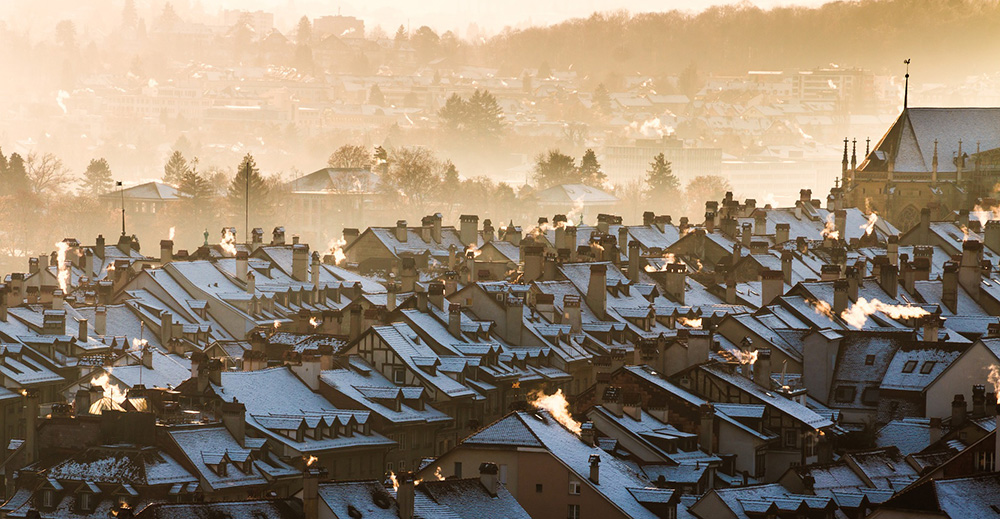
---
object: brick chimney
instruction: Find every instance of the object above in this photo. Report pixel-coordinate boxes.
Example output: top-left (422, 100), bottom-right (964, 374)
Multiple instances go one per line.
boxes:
top-left (95, 305), bottom-right (106, 335)
top-left (235, 251), bottom-right (248, 281)
top-left (448, 303), bottom-right (462, 338)
top-left (221, 397), bottom-right (247, 446)
top-left (628, 241), bottom-right (641, 282)
top-left (77, 318), bottom-right (88, 342)
top-left (973, 384), bottom-right (987, 418)
top-left (303, 465), bottom-right (328, 519)
top-left (780, 251), bottom-right (793, 285)
top-left (311, 252), bottom-right (321, 293)
top-left (754, 209), bottom-right (767, 236)
top-left (272, 227), bottom-right (286, 246)
top-left (755, 349), bottom-right (771, 387)
top-left (887, 235), bottom-right (899, 267)
top-left (428, 281), bottom-right (445, 309)
top-left (246, 271), bottom-right (256, 295)
top-left (834, 210), bottom-right (847, 241)
top-left (251, 228), bottom-right (264, 251)
top-left (741, 223), bottom-right (752, 247)
top-left (160, 310), bottom-right (173, 344)
top-left (960, 240), bottom-right (983, 301)
top-left (564, 295), bottom-right (582, 332)
top-left (587, 264), bottom-right (607, 320)
top-left (95, 234), bottom-right (106, 260)
top-left (291, 244), bottom-right (309, 281)
top-left (523, 246), bottom-right (544, 282)
top-left (923, 314), bottom-right (942, 343)
top-left (952, 394), bottom-right (967, 425)
top-left (833, 279), bottom-right (849, 315)
top-left (878, 263), bottom-right (898, 299)
top-left (24, 389), bottom-right (39, 464)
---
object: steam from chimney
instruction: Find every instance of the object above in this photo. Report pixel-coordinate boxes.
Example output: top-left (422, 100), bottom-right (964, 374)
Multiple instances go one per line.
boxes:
top-left (973, 204), bottom-right (1000, 226)
top-left (989, 366), bottom-right (1000, 403)
top-left (55, 241), bottom-right (70, 293)
top-left (389, 472), bottom-right (399, 491)
top-left (90, 372), bottom-right (127, 406)
top-left (433, 466), bottom-right (445, 480)
top-left (628, 117), bottom-right (673, 139)
top-left (327, 237), bottom-right (347, 265)
top-left (168, 227), bottom-right (176, 240)
top-left (565, 197), bottom-right (586, 226)
top-left (305, 455), bottom-right (318, 467)
top-left (677, 317), bottom-right (702, 328)
top-left (810, 299), bottom-right (835, 319)
top-left (529, 389), bottom-right (581, 435)
top-left (309, 317), bottom-right (319, 329)
top-left (861, 212), bottom-right (878, 236)
top-left (735, 349), bottom-right (758, 365)
top-left (821, 213), bottom-right (839, 240)
top-left (56, 90), bottom-right (69, 114)
top-left (220, 229), bottom-right (238, 256)
top-left (130, 338), bottom-right (148, 351)
top-left (840, 297), bottom-right (929, 329)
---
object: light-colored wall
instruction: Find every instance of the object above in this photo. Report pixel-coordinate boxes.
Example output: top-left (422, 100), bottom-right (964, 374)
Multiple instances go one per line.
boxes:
top-left (926, 342), bottom-right (997, 419)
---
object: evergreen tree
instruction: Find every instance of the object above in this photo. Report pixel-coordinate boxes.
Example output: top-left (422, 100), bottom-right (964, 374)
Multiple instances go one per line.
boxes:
top-left (394, 25), bottom-right (408, 48)
top-left (645, 153), bottom-right (680, 203)
top-left (438, 94), bottom-right (466, 134)
top-left (0, 147), bottom-right (8, 178)
top-left (81, 158), bottom-right (113, 197)
top-left (368, 84), bottom-right (385, 106)
top-left (533, 150), bottom-right (578, 189)
top-left (177, 167), bottom-right (213, 201)
top-left (122, 0), bottom-right (138, 29)
top-left (296, 16), bottom-right (312, 44)
top-left (163, 150), bottom-right (189, 186)
top-left (5, 153), bottom-right (29, 193)
top-left (227, 153), bottom-right (270, 221)
top-left (579, 149), bottom-right (606, 188)
top-left (467, 89), bottom-right (504, 142)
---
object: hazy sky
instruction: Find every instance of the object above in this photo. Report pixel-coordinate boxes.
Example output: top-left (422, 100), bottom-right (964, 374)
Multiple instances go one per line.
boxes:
top-left (221, 0), bottom-right (831, 35)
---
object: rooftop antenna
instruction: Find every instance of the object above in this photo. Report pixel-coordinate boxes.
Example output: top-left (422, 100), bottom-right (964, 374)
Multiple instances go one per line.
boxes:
top-left (903, 58), bottom-right (911, 110)
top-left (117, 181), bottom-right (126, 236)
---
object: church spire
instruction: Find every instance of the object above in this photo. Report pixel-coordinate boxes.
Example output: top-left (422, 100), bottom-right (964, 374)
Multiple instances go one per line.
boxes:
top-left (903, 58), bottom-right (911, 110)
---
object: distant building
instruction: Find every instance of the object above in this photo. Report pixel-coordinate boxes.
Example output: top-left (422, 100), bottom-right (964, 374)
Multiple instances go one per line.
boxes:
top-left (313, 15), bottom-right (365, 40)
top-left (526, 184), bottom-right (619, 222)
top-left (845, 107), bottom-right (1000, 230)
top-left (602, 136), bottom-right (722, 185)
top-left (284, 168), bottom-right (382, 246)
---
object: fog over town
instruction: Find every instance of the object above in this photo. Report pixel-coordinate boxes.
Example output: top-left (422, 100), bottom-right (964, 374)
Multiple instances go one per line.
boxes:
top-left (1, 1), bottom-right (1000, 518)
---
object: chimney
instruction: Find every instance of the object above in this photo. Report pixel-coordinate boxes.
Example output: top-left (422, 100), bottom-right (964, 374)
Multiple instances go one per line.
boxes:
top-left (704, 210), bottom-right (716, 234)
top-left (973, 384), bottom-right (987, 418)
top-left (952, 394), bottom-right (967, 425)
top-left (587, 264), bottom-right (607, 319)
top-left (845, 265), bottom-right (860, 301)
top-left (960, 240), bottom-right (983, 301)
top-left (160, 311), bottom-right (173, 344)
top-left (479, 462), bottom-right (500, 497)
top-left (523, 246), bottom-right (544, 282)
top-left (95, 234), bottom-right (106, 260)
top-left (251, 228), bottom-right (264, 251)
top-left (160, 240), bottom-right (173, 263)
top-left (0, 285), bottom-right (6, 322)
top-left (83, 249), bottom-right (94, 279)
top-left (292, 235), bottom-right (300, 245)
top-left (879, 263), bottom-right (898, 299)
top-left (400, 257), bottom-right (417, 292)
top-left (24, 389), bottom-right (39, 464)
top-left (834, 209), bottom-right (847, 240)
top-left (482, 219), bottom-right (495, 242)
top-left (942, 262), bottom-right (959, 313)
top-left (397, 472), bottom-right (415, 519)
top-left (448, 303), bottom-right (462, 338)
top-left (754, 210), bottom-right (767, 235)
top-left (565, 226), bottom-right (577, 260)
top-left (741, 223), bottom-right (752, 247)
top-left (75, 388), bottom-right (92, 416)
top-left (588, 454), bottom-right (601, 485)
top-left (415, 285), bottom-right (427, 312)
top-left (95, 306), bottom-right (106, 335)
top-left (775, 223), bottom-right (790, 244)
top-left (833, 279), bottom-right (849, 315)
top-left (77, 318), bottom-right (88, 342)
top-left (923, 314), bottom-right (941, 343)
top-left (310, 252), bottom-right (322, 293)
top-left (386, 279), bottom-right (397, 311)
top-left (349, 306), bottom-right (362, 340)
top-left (628, 241), bottom-right (641, 282)
top-left (52, 289), bottom-right (64, 309)
top-left (432, 213), bottom-right (443, 243)
top-left (395, 220), bottom-right (408, 242)
top-left (343, 228), bottom-right (360, 248)
top-left (428, 281), bottom-right (445, 309)
top-left (564, 295), bottom-right (582, 332)
top-left (28, 257), bottom-right (38, 275)
top-left (235, 251), bottom-right (248, 281)
top-left (505, 296), bottom-right (523, 345)
top-left (887, 235), bottom-right (899, 267)
top-left (246, 271), bottom-right (256, 295)
top-left (985, 221), bottom-right (1000, 255)
top-left (292, 244), bottom-right (309, 282)
top-left (760, 269), bottom-right (783, 306)
top-left (699, 403), bottom-right (714, 454)
top-left (466, 250), bottom-right (478, 284)
top-left (303, 465), bottom-right (327, 519)
top-left (725, 279), bottom-right (737, 304)
top-left (580, 421), bottom-right (596, 446)
top-left (929, 417), bottom-right (943, 445)
top-left (664, 263), bottom-right (686, 305)
top-left (221, 398), bottom-right (247, 446)
top-left (755, 349), bottom-right (772, 388)
top-left (460, 214), bottom-right (479, 246)
top-left (780, 251), bottom-right (793, 285)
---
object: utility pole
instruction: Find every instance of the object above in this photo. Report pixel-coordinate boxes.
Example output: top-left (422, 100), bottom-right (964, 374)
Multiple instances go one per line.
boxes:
top-left (118, 181), bottom-right (126, 236)
top-left (245, 160), bottom-right (250, 244)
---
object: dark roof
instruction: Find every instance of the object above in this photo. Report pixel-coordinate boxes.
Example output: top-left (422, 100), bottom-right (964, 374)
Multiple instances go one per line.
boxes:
top-left (135, 498), bottom-right (303, 518)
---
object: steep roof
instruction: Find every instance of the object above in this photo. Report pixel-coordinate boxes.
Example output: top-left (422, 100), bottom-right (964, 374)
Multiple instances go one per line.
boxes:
top-left (862, 108), bottom-right (1000, 173)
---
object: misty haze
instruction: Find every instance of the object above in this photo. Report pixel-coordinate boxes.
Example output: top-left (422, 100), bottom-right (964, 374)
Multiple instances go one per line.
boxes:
top-left (0, 0), bottom-right (999, 518)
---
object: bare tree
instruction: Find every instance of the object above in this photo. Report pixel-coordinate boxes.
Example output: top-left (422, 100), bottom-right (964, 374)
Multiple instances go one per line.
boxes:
top-left (327, 145), bottom-right (372, 169)
top-left (26, 152), bottom-right (74, 196)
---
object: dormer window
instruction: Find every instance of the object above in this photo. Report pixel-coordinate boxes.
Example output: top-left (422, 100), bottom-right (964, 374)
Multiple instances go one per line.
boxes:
top-left (78, 491), bottom-right (93, 511)
top-left (42, 489), bottom-right (56, 508)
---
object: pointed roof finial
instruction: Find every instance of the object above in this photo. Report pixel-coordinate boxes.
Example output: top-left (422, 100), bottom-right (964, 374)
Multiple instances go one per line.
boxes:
top-left (903, 58), bottom-right (911, 110)
top-left (866, 137), bottom-right (871, 156)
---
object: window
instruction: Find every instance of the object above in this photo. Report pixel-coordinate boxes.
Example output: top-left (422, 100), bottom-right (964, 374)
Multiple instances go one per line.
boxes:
top-left (42, 490), bottom-right (56, 508)
top-left (864, 355), bottom-right (875, 366)
top-left (568, 481), bottom-right (581, 495)
top-left (976, 451), bottom-right (995, 472)
top-left (499, 464), bottom-right (508, 484)
top-left (919, 361), bottom-right (937, 374)
top-left (784, 429), bottom-right (798, 448)
top-left (393, 369), bottom-right (405, 384)
top-left (567, 504), bottom-right (581, 519)
top-left (536, 484), bottom-right (544, 493)
top-left (755, 449), bottom-right (766, 478)
top-left (901, 360), bottom-right (917, 373)
top-left (454, 462), bottom-right (462, 479)
top-left (834, 386), bottom-right (856, 403)
top-left (78, 492), bottom-right (93, 511)
top-left (861, 387), bottom-right (879, 406)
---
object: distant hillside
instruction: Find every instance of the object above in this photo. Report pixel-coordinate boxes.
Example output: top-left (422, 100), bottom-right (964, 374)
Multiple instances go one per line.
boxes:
top-left (481, 0), bottom-right (1000, 84)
